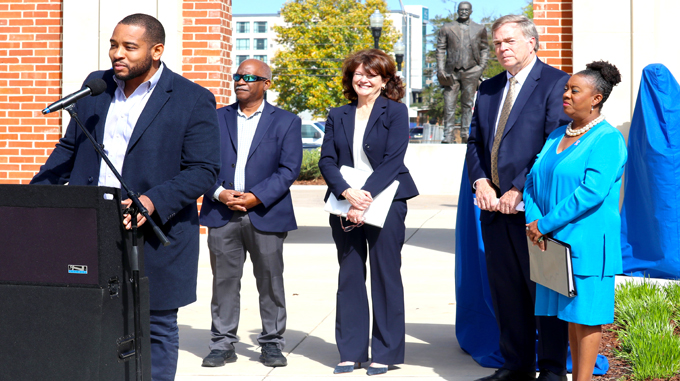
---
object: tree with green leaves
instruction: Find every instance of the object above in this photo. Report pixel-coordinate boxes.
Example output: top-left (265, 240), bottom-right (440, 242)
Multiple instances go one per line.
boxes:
top-left (272, 0), bottom-right (399, 119)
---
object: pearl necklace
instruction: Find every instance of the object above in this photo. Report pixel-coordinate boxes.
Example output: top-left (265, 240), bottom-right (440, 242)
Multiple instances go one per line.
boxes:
top-left (566, 114), bottom-right (605, 137)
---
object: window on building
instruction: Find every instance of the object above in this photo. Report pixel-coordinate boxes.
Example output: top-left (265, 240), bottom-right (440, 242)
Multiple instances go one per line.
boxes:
top-left (254, 38), bottom-right (267, 50)
top-left (254, 21), bottom-right (267, 33)
top-left (236, 55), bottom-right (249, 65)
top-left (254, 55), bottom-right (267, 64)
top-left (236, 39), bottom-right (250, 50)
top-left (236, 22), bottom-right (250, 33)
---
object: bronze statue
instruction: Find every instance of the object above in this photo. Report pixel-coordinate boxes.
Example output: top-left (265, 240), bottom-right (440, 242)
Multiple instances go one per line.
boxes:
top-left (436, 1), bottom-right (489, 143)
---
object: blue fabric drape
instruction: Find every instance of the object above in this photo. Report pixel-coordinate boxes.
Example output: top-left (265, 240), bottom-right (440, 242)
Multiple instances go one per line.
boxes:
top-left (455, 163), bottom-right (504, 367)
top-left (455, 163), bottom-right (608, 374)
top-left (621, 64), bottom-right (680, 279)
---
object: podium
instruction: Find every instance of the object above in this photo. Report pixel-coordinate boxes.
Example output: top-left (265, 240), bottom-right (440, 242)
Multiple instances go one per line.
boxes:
top-left (0, 184), bottom-right (151, 381)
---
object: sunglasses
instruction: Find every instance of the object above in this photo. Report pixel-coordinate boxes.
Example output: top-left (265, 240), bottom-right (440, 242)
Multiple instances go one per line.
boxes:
top-left (233, 74), bottom-right (269, 82)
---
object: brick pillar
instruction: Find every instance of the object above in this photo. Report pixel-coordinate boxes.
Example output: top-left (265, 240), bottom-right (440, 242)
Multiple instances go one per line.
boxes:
top-left (0, 0), bottom-right (62, 184)
top-left (182, 0), bottom-right (232, 233)
top-left (533, 0), bottom-right (573, 75)
top-left (182, 0), bottom-right (232, 108)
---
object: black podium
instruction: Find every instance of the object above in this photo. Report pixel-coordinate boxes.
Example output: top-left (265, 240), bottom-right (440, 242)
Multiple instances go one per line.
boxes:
top-left (0, 184), bottom-right (151, 381)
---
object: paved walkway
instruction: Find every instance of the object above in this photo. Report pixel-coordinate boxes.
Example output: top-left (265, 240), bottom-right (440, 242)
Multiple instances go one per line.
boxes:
top-left (175, 186), bottom-right (494, 380)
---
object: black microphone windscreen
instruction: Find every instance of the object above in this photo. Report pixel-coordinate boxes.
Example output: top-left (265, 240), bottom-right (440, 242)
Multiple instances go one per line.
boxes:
top-left (85, 78), bottom-right (107, 96)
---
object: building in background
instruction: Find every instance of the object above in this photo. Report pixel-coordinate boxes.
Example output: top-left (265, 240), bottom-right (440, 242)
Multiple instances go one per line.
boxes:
top-left (388, 5), bottom-right (428, 115)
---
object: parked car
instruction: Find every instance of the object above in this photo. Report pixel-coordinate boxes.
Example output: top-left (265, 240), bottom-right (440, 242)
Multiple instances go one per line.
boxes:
top-left (409, 127), bottom-right (424, 142)
top-left (301, 121), bottom-right (325, 145)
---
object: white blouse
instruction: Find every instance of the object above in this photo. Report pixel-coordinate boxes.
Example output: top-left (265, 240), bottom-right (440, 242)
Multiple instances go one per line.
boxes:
top-left (353, 115), bottom-right (373, 173)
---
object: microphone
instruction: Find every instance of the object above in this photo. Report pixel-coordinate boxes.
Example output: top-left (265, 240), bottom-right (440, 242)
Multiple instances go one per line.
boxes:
top-left (42, 78), bottom-right (107, 114)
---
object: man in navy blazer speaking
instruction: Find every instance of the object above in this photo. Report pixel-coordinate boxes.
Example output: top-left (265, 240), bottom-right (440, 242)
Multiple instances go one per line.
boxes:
top-left (466, 15), bottom-right (571, 381)
top-left (199, 59), bottom-right (302, 369)
top-left (30, 14), bottom-right (221, 380)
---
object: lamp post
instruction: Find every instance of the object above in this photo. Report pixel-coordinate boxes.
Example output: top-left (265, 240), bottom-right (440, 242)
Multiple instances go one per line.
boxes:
top-left (394, 38), bottom-right (405, 73)
top-left (369, 9), bottom-right (384, 50)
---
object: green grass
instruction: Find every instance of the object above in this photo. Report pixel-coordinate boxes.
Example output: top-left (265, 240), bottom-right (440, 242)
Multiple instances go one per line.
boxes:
top-left (613, 279), bottom-right (680, 380)
top-left (298, 148), bottom-right (322, 181)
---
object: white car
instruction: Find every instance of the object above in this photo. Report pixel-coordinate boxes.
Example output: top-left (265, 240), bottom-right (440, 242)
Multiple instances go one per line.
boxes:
top-left (301, 121), bottom-right (325, 145)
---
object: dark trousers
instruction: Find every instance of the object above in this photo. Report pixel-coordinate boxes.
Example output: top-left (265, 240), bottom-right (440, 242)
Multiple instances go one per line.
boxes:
top-left (150, 309), bottom-right (179, 381)
top-left (442, 65), bottom-right (484, 140)
top-left (207, 211), bottom-right (287, 351)
top-left (481, 212), bottom-right (568, 374)
top-left (330, 200), bottom-right (407, 365)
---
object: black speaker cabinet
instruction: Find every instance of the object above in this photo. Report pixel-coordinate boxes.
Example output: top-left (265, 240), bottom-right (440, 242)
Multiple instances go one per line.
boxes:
top-left (0, 184), bottom-right (151, 381)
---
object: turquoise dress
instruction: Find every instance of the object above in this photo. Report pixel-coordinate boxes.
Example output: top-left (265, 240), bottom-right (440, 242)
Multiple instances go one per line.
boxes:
top-left (524, 120), bottom-right (627, 326)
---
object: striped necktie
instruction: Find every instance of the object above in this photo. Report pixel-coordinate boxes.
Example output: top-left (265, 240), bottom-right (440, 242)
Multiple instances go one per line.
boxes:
top-left (491, 76), bottom-right (518, 189)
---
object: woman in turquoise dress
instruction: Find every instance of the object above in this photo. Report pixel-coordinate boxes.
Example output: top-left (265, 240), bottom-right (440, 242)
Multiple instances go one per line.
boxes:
top-left (524, 61), bottom-right (627, 381)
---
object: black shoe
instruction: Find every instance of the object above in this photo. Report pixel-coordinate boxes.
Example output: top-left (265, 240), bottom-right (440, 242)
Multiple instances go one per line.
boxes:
top-left (366, 365), bottom-right (388, 376)
top-left (475, 369), bottom-right (536, 381)
top-left (260, 343), bottom-right (287, 367)
top-left (333, 362), bottom-right (360, 374)
top-left (201, 349), bottom-right (237, 367)
top-left (537, 370), bottom-right (567, 381)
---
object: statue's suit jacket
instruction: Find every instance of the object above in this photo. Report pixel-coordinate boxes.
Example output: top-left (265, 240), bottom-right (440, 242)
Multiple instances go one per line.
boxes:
top-left (199, 101), bottom-right (302, 233)
top-left (436, 19), bottom-right (489, 76)
top-left (31, 67), bottom-right (221, 310)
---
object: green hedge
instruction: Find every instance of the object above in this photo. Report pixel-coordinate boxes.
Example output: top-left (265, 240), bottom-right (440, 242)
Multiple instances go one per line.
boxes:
top-left (298, 148), bottom-right (322, 181)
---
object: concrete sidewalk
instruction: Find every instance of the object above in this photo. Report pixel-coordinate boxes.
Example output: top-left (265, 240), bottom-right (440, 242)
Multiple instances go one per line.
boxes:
top-left (175, 186), bottom-right (492, 380)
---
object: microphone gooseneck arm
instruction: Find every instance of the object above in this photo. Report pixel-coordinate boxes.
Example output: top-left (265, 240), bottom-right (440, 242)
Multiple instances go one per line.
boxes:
top-left (64, 104), bottom-right (170, 247)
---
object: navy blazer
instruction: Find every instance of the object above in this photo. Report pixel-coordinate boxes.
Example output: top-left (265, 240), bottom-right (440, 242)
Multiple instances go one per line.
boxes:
top-left (199, 101), bottom-right (302, 233)
top-left (466, 59), bottom-right (570, 203)
top-left (31, 67), bottom-right (221, 310)
top-left (318, 96), bottom-right (418, 202)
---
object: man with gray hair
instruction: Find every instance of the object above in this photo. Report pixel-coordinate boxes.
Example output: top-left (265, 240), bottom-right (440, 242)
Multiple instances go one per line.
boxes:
top-left (437, 1), bottom-right (489, 143)
top-left (199, 58), bottom-right (302, 369)
top-left (466, 15), bottom-right (570, 381)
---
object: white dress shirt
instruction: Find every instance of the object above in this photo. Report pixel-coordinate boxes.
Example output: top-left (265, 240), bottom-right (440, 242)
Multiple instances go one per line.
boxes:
top-left (493, 55), bottom-right (537, 135)
top-left (98, 64), bottom-right (164, 188)
top-left (213, 100), bottom-right (265, 200)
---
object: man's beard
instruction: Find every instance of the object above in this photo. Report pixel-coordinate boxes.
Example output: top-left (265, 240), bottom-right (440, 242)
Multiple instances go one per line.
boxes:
top-left (114, 52), bottom-right (153, 82)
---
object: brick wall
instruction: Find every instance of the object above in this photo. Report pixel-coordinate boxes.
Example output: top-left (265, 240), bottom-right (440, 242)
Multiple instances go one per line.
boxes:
top-left (182, 0), bottom-right (232, 108)
top-left (181, 0), bottom-right (233, 233)
top-left (533, 0), bottom-right (573, 75)
top-left (0, 0), bottom-right (63, 184)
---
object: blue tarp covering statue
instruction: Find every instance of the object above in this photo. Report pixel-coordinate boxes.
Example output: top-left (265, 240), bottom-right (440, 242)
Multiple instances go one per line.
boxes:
top-left (621, 64), bottom-right (680, 279)
top-left (456, 161), bottom-right (608, 374)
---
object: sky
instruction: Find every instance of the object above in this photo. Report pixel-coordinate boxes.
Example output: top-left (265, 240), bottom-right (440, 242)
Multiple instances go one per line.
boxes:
top-left (232, 0), bottom-right (530, 26)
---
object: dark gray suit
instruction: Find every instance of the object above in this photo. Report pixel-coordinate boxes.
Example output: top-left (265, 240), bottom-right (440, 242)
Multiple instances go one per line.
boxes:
top-left (437, 19), bottom-right (489, 141)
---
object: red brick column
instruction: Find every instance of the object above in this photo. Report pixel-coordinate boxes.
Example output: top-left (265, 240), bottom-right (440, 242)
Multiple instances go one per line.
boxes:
top-left (182, 0), bottom-right (232, 233)
top-left (182, 0), bottom-right (232, 108)
top-left (533, 0), bottom-right (573, 75)
top-left (0, 0), bottom-right (62, 184)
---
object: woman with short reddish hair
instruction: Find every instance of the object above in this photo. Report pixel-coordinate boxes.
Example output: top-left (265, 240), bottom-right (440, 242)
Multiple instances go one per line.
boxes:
top-left (319, 49), bottom-right (419, 376)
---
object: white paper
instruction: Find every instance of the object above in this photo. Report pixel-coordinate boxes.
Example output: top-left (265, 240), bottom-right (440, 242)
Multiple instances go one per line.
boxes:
top-left (324, 166), bottom-right (399, 228)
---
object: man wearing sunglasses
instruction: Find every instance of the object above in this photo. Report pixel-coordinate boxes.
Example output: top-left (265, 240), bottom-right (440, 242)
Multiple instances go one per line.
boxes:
top-left (199, 59), bottom-right (302, 368)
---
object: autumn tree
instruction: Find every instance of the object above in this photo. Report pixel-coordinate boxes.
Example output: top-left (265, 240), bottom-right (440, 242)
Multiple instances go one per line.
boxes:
top-left (272, 0), bottom-right (399, 118)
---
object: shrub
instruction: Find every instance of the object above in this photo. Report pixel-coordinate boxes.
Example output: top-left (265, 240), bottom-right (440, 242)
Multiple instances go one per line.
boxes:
top-left (298, 148), bottom-right (322, 181)
top-left (614, 279), bottom-right (680, 380)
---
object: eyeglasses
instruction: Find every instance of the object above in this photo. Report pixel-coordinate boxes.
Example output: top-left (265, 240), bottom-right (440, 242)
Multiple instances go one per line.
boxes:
top-left (233, 74), bottom-right (269, 82)
top-left (340, 216), bottom-right (364, 232)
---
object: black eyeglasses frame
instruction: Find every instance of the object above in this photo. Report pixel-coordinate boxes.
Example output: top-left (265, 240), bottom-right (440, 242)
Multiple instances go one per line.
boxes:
top-left (233, 74), bottom-right (269, 83)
